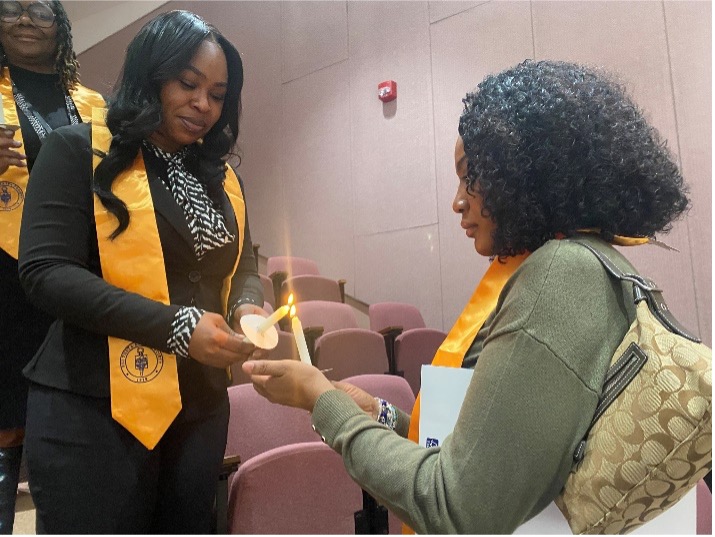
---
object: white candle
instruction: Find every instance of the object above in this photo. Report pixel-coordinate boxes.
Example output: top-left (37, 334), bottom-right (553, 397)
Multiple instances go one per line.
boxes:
top-left (256, 304), bottom-right (290, 334)
top-left (291, 315), bottom-right (311, 365)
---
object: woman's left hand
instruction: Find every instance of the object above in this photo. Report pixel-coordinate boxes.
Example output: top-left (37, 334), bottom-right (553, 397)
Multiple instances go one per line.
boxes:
top-left (242, 359), bottom-right (335, 412)
top-left (232, 303), bottom-right (271, 360)
top-left (332, 380), bottom-right (380, 418)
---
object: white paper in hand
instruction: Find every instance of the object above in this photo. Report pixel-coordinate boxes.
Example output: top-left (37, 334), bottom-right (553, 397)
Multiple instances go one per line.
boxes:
top-left (418, 365), bottom-right (473, 448)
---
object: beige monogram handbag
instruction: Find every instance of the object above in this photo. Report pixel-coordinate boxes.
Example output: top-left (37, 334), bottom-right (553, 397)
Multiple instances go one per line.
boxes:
top-left (555, 240), bottom-right (712, 534)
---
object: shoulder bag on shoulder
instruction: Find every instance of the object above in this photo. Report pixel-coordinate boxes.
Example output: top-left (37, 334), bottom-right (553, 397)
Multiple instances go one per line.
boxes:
top-left (555, 240), bottom-right (712, 535)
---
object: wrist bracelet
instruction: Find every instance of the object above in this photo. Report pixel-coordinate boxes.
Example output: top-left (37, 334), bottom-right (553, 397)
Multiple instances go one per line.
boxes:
top-left (226, 296), bottom-right (260, 324)
top-left (374, 397), bottom-right (397, 431)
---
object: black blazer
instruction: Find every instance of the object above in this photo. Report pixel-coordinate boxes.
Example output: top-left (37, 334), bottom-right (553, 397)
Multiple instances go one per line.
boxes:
top-left (18, 124), bottom-right (262, 414)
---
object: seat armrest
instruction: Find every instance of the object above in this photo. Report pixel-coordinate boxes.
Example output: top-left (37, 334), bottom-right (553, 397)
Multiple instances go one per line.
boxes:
top-left (378, 327), bottom-right (403, 375)
top-left (220, 454), bottom-right (241, 480)
top-left (303, 326), bottom-right (324, 365)
top-left (338, 279), bottom-right (347, 303)
top-left (216, 455), bottom-right (241, 534)
top-left (378, 326), bottom-right (403, 338)
top-left (269, 271), bottom-right (289, 307)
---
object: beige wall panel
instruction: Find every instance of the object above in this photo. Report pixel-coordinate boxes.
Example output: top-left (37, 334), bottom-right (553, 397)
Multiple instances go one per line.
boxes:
top-left (428, 0), bottom-right (489, 23)
top-left (430, 1), bottom-right (534, 329)
top-left (533, 2), bottom-right (677, 151)
top-left (355, 225), bottom-right (443, 330)
top-left (532, 0), bottom-right (700, 339)
top-left (348, 2), bottom-right (437, 236)
top-left (64, 1), bottom-right (168, 54)
top-left (76, 9), bottom-right (158, 94)
top-left (348, 1), bottom-right (429, 59)
top-left (663, 0), bottom-right (712, 345)
top-left (281, 1), bottom-right (348, 83)
top-left (280, 62), bottom-right (355, 291)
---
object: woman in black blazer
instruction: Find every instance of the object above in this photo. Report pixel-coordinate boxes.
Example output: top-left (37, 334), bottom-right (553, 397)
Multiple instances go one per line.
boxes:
top-left (18, 11), bottom-right (265, 533)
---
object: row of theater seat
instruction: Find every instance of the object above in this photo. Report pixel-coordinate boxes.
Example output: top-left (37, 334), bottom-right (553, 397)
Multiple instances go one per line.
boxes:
top-left (219, 252), bottom-right (447, 531)
top-left (223, 374), bottom-right (416, 534)
top-left (260, 255), bottom-right (346, 311)
top-left (258, 273), bottom-right (347, 311)
top-left (237, 252), bottom-right (449, 395)
top-left (232, 296), bottom-right (447, 396)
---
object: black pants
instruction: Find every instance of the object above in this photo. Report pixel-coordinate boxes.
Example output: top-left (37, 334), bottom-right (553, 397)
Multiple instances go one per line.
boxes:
top-left (25, 383), bottom-right (229, 534)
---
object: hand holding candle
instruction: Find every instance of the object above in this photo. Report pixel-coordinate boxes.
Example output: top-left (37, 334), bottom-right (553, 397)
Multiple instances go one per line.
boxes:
top-left (240, 294), bottom-right (294, 350)
top-left (290, 305), bottom-right (312, 365)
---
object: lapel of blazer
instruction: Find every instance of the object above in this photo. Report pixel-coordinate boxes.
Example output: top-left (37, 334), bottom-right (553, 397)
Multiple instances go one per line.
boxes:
top-left (147, 172), bottom-right (195, 249)
top-left (217, 181), bottom-right (238, 239)
top-left (146, 172), bottom-right (239, 253)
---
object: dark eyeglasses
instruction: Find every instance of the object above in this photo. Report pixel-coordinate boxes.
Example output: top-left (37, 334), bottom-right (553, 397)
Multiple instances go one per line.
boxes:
top-left (0, 1), bottom-right (55, 28)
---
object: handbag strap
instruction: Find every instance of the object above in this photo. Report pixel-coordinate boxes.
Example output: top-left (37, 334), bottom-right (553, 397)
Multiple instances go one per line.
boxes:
top-left (572, 342), bottom-right (647, 462)
top-left (568, 238), bottom-right (701, 463)
top-left (570, 238), bottom-right (700, 343)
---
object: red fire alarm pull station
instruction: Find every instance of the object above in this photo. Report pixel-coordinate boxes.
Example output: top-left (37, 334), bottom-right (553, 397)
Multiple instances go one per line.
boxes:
top-left (378, 80), bottom-right (397, 102)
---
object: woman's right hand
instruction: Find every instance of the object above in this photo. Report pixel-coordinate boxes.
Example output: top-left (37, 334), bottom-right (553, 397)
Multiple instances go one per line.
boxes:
top-left (0, 128), bottom-right (25, 175)
top-left (188, 312), bottom-right (257, 368)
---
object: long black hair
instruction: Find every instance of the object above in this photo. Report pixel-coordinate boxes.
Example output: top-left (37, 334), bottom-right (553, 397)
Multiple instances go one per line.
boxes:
top-left (458, 60), bottom-right (689, 257)
top-left (0, 0), bottom-right (80, 91)
top-left (93, 10), bottom-right (243, 238)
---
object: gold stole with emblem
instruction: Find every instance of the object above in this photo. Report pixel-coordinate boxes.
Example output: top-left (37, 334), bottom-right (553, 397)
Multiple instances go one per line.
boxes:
top-left (91, 108), bottom-right (245, 450)
top-left (0, 68), bottom-right (105, 259)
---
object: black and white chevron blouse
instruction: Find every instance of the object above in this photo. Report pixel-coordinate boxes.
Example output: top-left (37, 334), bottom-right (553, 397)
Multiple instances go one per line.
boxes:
top-left (143, 141), bottom-right (236, 359)
top-left (143, 141), bottom-right (235, 259)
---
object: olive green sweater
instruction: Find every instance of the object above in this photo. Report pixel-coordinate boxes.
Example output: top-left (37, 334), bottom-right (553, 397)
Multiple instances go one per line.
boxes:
top-left (312, 236), bottom-right (640, 534)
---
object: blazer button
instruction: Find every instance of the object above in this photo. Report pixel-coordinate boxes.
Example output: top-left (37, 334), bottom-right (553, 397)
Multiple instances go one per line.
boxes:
top-left (188, 270), bottom-right (201, 283)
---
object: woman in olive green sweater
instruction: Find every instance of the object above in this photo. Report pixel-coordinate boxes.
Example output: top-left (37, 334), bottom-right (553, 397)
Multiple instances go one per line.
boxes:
top-left (242, 60), bottom-right (691, 533)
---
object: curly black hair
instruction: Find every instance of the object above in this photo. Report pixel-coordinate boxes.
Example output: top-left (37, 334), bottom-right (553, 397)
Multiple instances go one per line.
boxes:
top-left (93, 10), bottom-right (243, 238)
top-left (0, 0), bottom-right (80, 91)
top-left (458, 59), bottom-right (690, 257)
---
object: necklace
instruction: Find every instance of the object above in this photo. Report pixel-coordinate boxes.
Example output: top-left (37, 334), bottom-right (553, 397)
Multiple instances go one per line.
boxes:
top-left (12, 82), bottom-right (79, 141)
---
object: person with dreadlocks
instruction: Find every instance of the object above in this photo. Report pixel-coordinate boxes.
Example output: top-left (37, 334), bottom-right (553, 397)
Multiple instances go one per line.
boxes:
top-left (0, 1), bottom-right (103, 532)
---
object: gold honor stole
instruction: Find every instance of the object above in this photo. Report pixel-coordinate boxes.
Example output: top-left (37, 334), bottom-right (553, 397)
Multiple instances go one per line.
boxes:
top-left (0, 68), bottom-right (105, 259)
top-left (91, 108), bottom-right (245, 450)
top-left (406, 253), bottom-right (530, 444)
top-left (401, 253), bottom-right (528, 534)
top-left (402, 233), bottom-right (648, 533)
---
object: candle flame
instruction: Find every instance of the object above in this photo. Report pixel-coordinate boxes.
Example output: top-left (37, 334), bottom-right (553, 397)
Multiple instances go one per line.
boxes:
top-left (289, 305), bottom-right (296, 318)
top-left (287, 293), bottom-right (294, 306)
